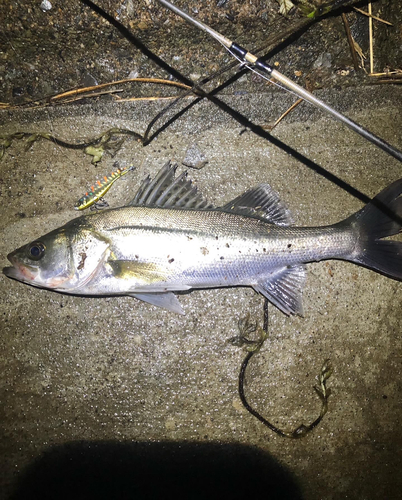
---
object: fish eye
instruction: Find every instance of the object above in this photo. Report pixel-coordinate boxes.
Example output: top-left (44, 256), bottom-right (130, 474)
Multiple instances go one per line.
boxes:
top-left (27, 242), bottom-right (46, 261)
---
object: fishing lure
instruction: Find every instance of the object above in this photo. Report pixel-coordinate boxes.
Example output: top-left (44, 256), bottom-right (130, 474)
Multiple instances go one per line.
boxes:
top-left (75, 165), bottom-right (135, 210)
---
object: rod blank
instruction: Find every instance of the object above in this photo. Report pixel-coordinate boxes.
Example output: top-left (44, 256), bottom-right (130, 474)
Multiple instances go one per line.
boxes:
top-left (157, 0), bottom-right (402, 163)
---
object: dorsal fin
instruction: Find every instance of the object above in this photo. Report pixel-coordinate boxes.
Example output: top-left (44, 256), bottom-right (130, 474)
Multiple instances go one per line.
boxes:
top-left (219, 184), bottom-right (293, 226)
top-left (128, 160), bottom-right (211, 209)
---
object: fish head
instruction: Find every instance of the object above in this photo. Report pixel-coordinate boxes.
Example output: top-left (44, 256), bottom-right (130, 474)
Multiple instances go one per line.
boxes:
top-left (3, 226), bottom-right (75, 290)
top-left (3, 218), bottom-right (110, 292)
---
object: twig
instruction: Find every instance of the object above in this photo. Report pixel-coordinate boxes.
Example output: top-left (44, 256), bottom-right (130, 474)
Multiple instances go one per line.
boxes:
top-left (270, 98), bottom-right (303, 130)
top-left (341, 12), bottom-right (360, 71)
top-left (353, 39), bottom-right (367, 72)
top-left (369, 70), bottom-right (401, 77)
top-left (353, 7), bottom-right (393, 26)
top-left (50, 78), bottom-right (191, 101)
top-left (369, 70), bottom-right (402, 84)
top-left (114, 95), bottom-right (193, 102)
top-left (0, 78), bottom-right (192, 110)
top-left (368, 2), bottom-right (374, 74)
top-left (57, 89), bottom-right (124, 104)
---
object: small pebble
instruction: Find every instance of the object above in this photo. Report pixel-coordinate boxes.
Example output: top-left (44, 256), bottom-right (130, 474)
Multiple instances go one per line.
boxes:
top-left (40, 0), bottom-right (52, 12)
top-left (182, 144), bottom-right (208, 170)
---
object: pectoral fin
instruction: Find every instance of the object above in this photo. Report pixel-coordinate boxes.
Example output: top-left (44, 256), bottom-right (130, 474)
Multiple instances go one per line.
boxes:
top-left (253, 265), bottom-right (306, 316)
top-left (128, 291), bottom-right (185, 315)
top-left (108, 259), bottom-right (169, 284)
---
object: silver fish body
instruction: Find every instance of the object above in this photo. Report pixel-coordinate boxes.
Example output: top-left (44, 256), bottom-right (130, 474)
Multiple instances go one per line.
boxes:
top-left (73, 207), bottom-right (353, 291)
top-left (3, 161), bottom-right (402, 315)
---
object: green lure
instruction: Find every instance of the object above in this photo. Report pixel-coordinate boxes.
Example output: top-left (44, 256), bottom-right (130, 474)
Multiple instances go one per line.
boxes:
top-left (75, 165), bottom-right (135, 210)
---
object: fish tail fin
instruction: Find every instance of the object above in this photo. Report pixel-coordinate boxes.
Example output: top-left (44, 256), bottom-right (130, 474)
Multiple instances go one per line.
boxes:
top-left (342, 178), bottom-right (402, 279)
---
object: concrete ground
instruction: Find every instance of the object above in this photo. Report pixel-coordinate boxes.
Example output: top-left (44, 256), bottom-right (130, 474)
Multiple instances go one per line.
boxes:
top-left (1, 83), bottom-right (401, 499)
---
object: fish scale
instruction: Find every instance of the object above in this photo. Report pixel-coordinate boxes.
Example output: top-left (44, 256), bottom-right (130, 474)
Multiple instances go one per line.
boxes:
top-left (89, 206), bottom-right (354, 277)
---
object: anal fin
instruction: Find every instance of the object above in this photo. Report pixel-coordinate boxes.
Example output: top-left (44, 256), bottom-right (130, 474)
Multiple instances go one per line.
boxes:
top-left (253, 265), bottom-right (306, 316)
top-left (128, 291), bottom-right (185, 315)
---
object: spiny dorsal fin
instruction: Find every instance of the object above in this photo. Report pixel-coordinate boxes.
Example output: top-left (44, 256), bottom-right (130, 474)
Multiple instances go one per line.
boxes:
top-left (128, 160), bottom-right (211, 209)
top-left (219, 184), bottom-right (293, 226)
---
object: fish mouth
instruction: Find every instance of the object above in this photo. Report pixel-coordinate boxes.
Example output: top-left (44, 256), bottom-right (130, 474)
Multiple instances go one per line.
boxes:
top-left (3, 265), bottom-right (21, 279)
top-left (3, 253), bottom-right (38, 283)
top-left (4, 252), bottom-right (73, 289)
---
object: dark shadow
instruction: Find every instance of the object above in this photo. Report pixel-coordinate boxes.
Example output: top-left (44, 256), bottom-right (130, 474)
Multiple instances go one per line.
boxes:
top-left (10, 440), bottom-right (303, 500)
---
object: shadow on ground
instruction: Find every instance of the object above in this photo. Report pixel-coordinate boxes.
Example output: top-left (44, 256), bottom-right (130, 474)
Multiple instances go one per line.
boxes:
top-left (10, 440), bottom-right (302, 500)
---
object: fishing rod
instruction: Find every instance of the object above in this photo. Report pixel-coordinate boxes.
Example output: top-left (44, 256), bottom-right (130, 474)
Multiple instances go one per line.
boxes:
top-left (157, 0), bottom-right (402, 163)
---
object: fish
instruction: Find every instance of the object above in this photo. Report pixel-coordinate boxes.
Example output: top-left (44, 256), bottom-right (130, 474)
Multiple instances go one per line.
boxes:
top-left (74, 165), bottom-right (135, 210)
top-left (3, 161), bottom-right (402, 315)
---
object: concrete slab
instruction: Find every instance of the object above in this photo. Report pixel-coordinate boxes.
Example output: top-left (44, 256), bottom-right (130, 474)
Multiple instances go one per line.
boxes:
top-left (1, 85), bottom-right (401, 499)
